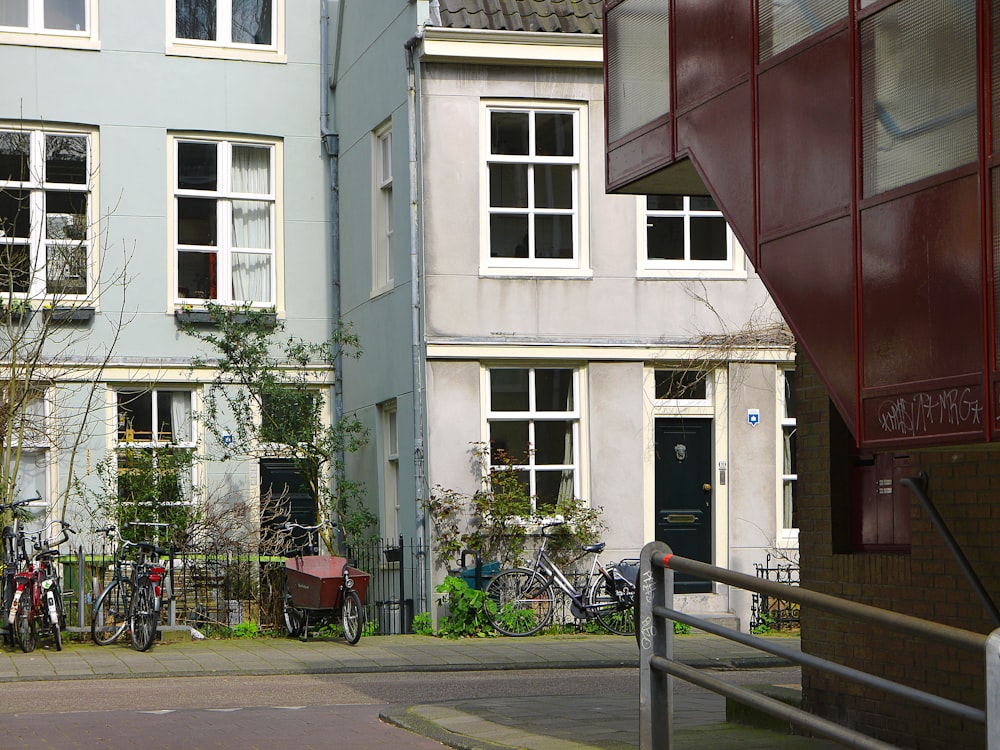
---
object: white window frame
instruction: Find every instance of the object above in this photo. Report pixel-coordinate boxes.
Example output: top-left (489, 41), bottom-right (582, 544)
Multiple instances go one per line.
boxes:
top-left (167, 0), bottom-right (285, 62)
top-left (0, 0), bottom-right (98, 49)
top-left (637, 195), bottom-right (747, 280)
top-left (484, 366), bottom-right (582, 513)
top-left (480, 101), bottom-right (590, 277)
top-left (372, 124), bottom-right (393, 296)
top-left (778, 368), bottom-right (798, 543)
top-left (115, 388), bottom-right (196, 449)
top-left (170, 134), bottom-right (279, 308)
top-left (0, 125), bottom-right (95, 301)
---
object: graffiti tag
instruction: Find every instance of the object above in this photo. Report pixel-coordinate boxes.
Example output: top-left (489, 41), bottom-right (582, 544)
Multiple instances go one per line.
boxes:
top-left (876, 388), bottom-right (983, 437)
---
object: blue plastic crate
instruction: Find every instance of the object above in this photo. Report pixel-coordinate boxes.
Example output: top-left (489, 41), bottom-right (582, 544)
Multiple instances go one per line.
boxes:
top-left (460, 561), bottom-right (500, 589)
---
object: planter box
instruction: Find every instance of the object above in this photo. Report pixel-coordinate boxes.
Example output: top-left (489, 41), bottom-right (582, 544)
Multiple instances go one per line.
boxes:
top-left (175, 309), bottom-right (277, 326)
top-left (44, 306), bottom-right (95, 323)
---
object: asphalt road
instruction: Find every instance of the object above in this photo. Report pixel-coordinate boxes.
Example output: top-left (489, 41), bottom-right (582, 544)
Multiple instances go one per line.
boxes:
top-left (0, 667), bottom-right (800, 749)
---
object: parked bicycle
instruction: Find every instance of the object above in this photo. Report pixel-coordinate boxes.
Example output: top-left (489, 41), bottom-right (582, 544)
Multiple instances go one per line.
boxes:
top-left (1, 496), bottom-right (38, 647)
top-left (90, 525), bottom-right (169, 651)
top-left (484, 520), bottom-right (638, 636)
top-left (8, 520), bottom-right (74, 652)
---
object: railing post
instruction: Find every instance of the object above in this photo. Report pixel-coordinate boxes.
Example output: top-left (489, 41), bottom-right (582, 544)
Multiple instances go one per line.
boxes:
top-left (639, 540), bottom-right (673, 750)
top-left (76, 545), bottom-right (85, 629)
top-left (988, 628), bottom-right (1000, 750)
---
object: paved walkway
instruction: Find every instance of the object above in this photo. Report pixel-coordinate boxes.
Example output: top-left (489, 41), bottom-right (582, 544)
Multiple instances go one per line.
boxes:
top-left (0, 631), bottom-right (843, 749)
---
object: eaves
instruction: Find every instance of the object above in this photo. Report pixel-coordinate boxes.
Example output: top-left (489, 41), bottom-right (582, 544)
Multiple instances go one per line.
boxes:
top-left (418, 26), bottom-right (603, 68)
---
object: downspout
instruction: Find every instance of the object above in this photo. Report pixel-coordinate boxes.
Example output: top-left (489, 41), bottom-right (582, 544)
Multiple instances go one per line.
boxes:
top-left (405, 31), bottom-right (429, 613)
top-left (321, 0), bottom-right (347, 547)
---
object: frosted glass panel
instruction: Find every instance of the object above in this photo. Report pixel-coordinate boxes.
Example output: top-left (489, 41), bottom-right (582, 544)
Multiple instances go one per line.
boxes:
top-left (759, 0), bottom-right (848, 61)
top-left (606, 0), bottom-right (670, 142)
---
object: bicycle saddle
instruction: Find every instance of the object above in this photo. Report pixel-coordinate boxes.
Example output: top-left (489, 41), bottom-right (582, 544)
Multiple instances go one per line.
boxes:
top-left (582, 542), bottom-right (606, 553)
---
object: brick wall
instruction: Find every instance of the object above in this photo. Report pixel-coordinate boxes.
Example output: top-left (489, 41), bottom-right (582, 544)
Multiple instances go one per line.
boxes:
top-left (797, 355), bottom-right (995, 749)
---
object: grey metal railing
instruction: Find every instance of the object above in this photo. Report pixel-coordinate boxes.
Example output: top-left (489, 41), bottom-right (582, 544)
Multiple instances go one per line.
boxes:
top-left (638, 540), bottom-right (1000, 750)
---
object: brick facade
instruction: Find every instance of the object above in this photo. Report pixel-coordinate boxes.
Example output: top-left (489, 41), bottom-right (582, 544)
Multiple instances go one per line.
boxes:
top-left (797, 355), bottom-right (997, 748)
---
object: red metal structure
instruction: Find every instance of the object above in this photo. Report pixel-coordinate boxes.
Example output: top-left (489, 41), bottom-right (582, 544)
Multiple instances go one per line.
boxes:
top-left (604, 0), bottom-right (993, 450)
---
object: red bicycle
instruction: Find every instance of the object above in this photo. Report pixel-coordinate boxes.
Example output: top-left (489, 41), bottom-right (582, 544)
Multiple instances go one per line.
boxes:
top-left (8, 521), bottom-right (72, 653)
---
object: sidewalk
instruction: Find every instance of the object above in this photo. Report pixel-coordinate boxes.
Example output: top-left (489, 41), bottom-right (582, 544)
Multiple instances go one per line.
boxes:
top-left (0, 631), bottom-right (841, 749)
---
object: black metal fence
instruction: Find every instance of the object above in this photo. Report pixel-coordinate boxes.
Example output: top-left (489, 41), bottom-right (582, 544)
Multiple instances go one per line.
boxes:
top-left (61, 536), bottom-right (428, 636)
top-left (749, 553), bottom-right (800, 632)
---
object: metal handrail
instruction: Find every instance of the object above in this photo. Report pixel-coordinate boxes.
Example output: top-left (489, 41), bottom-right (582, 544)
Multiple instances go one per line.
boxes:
top-left (637, 540), bottom-right (999, 750)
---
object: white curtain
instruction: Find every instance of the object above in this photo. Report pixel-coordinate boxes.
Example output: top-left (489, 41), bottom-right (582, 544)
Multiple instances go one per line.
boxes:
top-left (232, 252), bottom-right (270, 303)
top-left (170, 392), bottom-right (191, 444)
top-left (231, 145), bottom-right (271, 302)
top-left (0, 0), bottom-right (28, 27)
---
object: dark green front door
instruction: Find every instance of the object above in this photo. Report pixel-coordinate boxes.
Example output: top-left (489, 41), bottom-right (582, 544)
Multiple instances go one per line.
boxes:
top-left (654, 418), bottom-right (713, 593)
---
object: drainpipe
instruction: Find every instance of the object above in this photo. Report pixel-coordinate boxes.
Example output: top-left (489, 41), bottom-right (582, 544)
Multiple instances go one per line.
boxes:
top-left (321, 0), bottom-right (346, 541)
top-left (405, 31), bottom-right (429, 613)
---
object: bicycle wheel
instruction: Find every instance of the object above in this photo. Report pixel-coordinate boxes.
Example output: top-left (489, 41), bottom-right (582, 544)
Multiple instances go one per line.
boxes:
top-left (15, 599), bottom-right (35, 653)
top-left (282, 579), bottom-right (305, 638)
top-left (130, 578), bottom-right (158, 652)
top-left (341, 589), bottom-right (362, 645)
top-left (49, 586), bottom-right (63, 651)
top-left (484, 569), bottom-right (554, 636)
top-left (589, 572), bottom-right (636, 636)
top-left (92, 579), bottom-right (133, 646)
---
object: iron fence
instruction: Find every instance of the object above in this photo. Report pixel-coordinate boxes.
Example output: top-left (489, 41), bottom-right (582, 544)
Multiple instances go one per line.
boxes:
top-left (749, 553), bottom-right (800, 632)
top-left (61, 536), bottom-right (428, 636)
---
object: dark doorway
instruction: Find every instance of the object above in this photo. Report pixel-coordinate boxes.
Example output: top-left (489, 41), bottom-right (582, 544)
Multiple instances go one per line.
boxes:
top-left (260, 458), bottom-right (316, 554)
top-left (654, 418), bottom-right (714, 593)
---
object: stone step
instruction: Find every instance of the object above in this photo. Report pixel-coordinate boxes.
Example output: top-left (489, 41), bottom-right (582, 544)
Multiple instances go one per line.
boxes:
top-left (686, 612), bottom-right (740, 632)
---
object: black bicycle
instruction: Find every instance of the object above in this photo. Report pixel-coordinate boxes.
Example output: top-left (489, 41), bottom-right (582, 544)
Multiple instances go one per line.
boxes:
top-left (484, 521), bottom-right (638, 637)
top-left (91, 526), bottom-right (169, 651)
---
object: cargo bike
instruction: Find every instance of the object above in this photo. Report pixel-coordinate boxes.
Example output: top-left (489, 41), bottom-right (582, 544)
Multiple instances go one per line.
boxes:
top-left (281, 521), bottom-right (369, 644)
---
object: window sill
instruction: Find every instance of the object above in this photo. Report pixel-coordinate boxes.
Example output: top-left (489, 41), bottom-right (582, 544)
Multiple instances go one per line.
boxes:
top-left (174, 308), bottom-right (277, 327)
top-left (166, 42), bottom-right (286, 64)
top-left (43, 306), bottom-right (95, 323)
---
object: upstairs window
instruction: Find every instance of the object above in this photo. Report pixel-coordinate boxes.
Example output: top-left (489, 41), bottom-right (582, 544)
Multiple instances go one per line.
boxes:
top-left (372, 125), bottom-right (393, 295)
top-left (642, 195), bottom-right (736, 275)
top-left (0, 128), bottom-right (91, 298)
top-left (174, 0), bottom-right (274, 47)
top-left (781, 370), bottom-right (797, 531)
top-left (173, 136), bottom-right (277, 306)
top-left (0, 0), bottom-right (92, 40)
top-left (484, 105), bottom-right (584, 273)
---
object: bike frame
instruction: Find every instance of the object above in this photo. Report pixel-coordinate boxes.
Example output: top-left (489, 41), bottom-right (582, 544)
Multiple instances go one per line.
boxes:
top-left (529, 535), bottom-right (618, 615)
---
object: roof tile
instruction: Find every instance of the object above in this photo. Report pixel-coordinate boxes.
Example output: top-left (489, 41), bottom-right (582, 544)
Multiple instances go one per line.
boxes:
top-left (435, 0), bottom-right (603, 34)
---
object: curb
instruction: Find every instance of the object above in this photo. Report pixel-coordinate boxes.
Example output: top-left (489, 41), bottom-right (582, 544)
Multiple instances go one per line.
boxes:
top-left (381, 705), bottom-right (518, 750)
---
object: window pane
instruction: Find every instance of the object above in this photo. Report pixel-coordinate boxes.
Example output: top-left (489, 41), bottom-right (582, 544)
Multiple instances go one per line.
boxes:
top-left (490, 214), bottom-right (528, 258)
top-left (689, 217), bottom-right (728, 261)
top-left (535, 369), bottom-right (573, 411)
top-left (46, 134), bottom-right (87, 184)
top-left (534, 420), bottom-right (573, 464)
top-left (490, 164), bottom-right (528, 208)
top-left (861, 0), bottom-right (977, 196)
top-left (535, 113), bottom-right (574, 157)
top-left (646, 216), bottom-right (684, 260)
top-left (0, 244), bottom-right (31, 294)
top-left (231, 144), bottom-right (270, 193)
top-left (647, 195), bottom-right (683, 211)
top-left (178, 197), bottom-right (217, 245)
top-left (534, 470), bottom-right (570, 512)
top-left (232, 251), bottom-right (271, 302)
top-left (176, 0), bottom-right (216, 40)
top-left (45, 191), bottom-right (87, 239)
top-left (655, 371), bottom-right (707, 400)
top-left (534, 165), bottom-right (573, 209)
top-left (0, 189), bottom-right (30, 238)
top-left (46, 243), bottom-right (87, 294)
top-left (784, 371), bottom-right (797, 418)
top-left (178, 142), bottom-right (217, 191)
top-left (118, 391), bottom-right (153, 441)
top-left (232, 0), bottom-right (271, 44)
top-left (231, 200), bottom-right (270, 248)
top-left (491, 369), bottom-right (529, 411)
top-left (490, 421), bottom-right (529, 461)
top-left (534, 215), bottom-right (573, 259)
top-left (689, 195), bottom-right (719, 211)
top-left (44, 0), bottom-right (86, 31)
top-left (0, 132), bottom-right (29, 182)
top-left (491, 112), bottom-right (529, 156)
top-left (177, 250), bottom-right (217, 299)
top-left (0, 0), bottom-right (28, 27)
top-left (759, 0), bottom-right (848, 61)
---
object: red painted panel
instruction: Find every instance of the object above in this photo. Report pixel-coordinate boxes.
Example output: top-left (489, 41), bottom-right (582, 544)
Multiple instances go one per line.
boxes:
top-left (760, 217), bottom-right (857, 434)
top-left (676, 83), bottom-right (755, 263)
top-left (757, 31), bottom-right (853, 239)
top-left (673, 0), bottom-right (751, 113)
top-left (606, 118), bottom-right (674, 193)
top-left (860, 176), bottom-right (983, 388)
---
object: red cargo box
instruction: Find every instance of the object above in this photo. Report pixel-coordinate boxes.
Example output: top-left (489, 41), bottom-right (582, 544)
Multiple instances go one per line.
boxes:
top-left (285, 555), bottom-right (370, 609)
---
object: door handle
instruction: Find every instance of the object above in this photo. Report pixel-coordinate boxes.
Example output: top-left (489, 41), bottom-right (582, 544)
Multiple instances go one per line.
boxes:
top-left (702, 483), bottom-right (712, 492)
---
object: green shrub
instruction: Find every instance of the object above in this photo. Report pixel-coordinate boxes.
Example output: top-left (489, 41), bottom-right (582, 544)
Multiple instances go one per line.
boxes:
top-left (435, 575), bottom-right (496, 638)
top-left (412, 611), bottom-right (434, 636)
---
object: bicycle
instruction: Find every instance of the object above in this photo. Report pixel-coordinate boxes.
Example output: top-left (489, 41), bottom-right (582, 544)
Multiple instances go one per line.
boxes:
top-left (1, 496), bottom-right (38, 647)
top-left (8, 520), bottom-right (73, 652)
top-left (90, 525), bottom-right (169, 651)
top-left (483, 520), bottom-right (638, 637)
